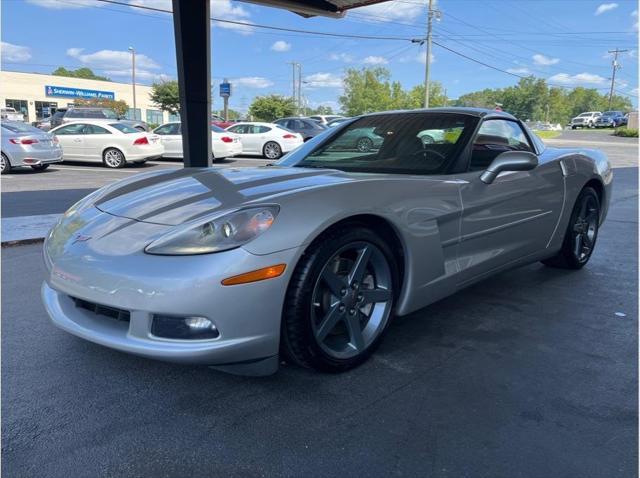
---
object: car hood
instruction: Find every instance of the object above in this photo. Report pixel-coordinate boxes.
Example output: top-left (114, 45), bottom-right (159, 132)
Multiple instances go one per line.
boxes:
top-left (94, 166), bottom-right (353, 226)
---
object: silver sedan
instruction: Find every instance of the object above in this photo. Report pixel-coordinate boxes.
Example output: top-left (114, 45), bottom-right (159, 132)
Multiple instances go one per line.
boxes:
top-left (41, 108), bottom-right (612, 375)
top-left (1, 121), bottom-right (63, 174)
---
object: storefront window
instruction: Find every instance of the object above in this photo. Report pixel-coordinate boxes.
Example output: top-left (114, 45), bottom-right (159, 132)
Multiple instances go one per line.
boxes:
top-left (168, 112), bottom-right (180, 122)
top-left (125, 108), bottom-right (142, 121)
top-left (35, 101), bottom-right (58, 120)
top-left (146, 109), bottom-right (163, 126)
top-left (5, 99), bottom-right (29, 122)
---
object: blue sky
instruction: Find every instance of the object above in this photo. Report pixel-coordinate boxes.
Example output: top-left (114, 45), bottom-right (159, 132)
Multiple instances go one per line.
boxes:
top-left (2, 0), bottom-right (638, 112)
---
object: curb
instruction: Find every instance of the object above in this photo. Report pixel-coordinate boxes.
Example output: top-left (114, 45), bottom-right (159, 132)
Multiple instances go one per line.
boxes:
top-left (2, 237), bottom-right (45, 247)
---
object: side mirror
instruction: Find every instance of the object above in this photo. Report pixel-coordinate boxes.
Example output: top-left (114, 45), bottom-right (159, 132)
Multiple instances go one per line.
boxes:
top-left (480, 151), bottom-right (538, 184)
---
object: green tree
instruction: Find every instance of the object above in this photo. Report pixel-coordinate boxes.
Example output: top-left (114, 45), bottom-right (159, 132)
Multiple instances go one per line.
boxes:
top-left (75, 98), bottom-right (129, 117)
top-left (52, 67), bottom-right (110, 81)
top-left (150, 80), bottom-right (180, 115)
top-left (248, 95), bottom-right (296, 122)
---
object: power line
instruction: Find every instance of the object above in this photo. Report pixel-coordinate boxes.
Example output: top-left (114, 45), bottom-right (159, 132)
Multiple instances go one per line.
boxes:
top-left (95, 0), bottom-right (416, 42)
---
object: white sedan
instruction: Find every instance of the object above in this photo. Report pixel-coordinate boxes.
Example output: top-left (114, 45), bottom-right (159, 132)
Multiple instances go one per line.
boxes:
top-left (153, 122), bottom-right (242, 161)
top-left (50, 121), bottom-right (163, 168)
top-left (225, 122), bottom-right (303, 159)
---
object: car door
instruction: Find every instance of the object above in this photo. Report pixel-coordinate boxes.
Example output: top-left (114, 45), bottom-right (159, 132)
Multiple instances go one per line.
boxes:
top-left (81, 124), bottom-right (112, 161)
top-left (455, 118), bottom-right (564, 283)
top-left (154, 123), bottom-right (182, 157)
top-left (52, 123), bottom-right (86, 160)
top-left (227, 125), bottom-right (253, 153)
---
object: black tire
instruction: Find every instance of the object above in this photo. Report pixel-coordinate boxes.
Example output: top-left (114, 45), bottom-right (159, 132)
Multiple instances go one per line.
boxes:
top-left (102, 148), bottom-right (126, 168)
top-left (281, 224), bottom-right (399, 372)
top-left (30, 164), bottom-right (50, 171)
top-left (542, 186), bottom-right (600, 269)
top-left (571, 126), bottom-right (577, 130)
top-left (263, 141), bottom-right (282, 160)
top-left (1, 153), bottom-right (10, 174)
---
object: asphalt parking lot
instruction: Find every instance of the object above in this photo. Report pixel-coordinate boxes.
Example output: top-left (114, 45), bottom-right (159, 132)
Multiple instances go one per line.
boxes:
top-left (2, 131), bottom-right (638, 477)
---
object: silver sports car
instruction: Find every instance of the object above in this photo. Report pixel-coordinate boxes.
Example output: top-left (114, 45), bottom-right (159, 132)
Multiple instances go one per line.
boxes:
top-left (42, 108), bottom-right (612, 375)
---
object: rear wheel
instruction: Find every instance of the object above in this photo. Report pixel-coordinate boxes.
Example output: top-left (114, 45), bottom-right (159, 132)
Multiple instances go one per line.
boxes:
top-left (281, 225), bottom-right (398, 372)
top-left (30, 164), bottom-right (50, 171)
top-left (263, 141), bottom-right (282, 160)
top-left (1, 153), bottom-right (10, 174)
top-left (542, 186), bottom-right (600, 269)
top-left (356, 137), bottom-right (373, 152)
top-left (103, 148), bottom-right (126, 168)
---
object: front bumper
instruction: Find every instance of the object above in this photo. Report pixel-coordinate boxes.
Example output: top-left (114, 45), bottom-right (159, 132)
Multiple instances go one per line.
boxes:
top-left (41, 213), bottom-right (301, 373)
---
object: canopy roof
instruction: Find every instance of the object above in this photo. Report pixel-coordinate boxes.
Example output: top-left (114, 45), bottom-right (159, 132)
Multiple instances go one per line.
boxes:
top-left (239, 0), bottom-right (389, 18)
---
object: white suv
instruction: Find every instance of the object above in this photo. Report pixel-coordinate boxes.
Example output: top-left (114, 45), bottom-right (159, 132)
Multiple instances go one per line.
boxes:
top-left (570, 111), bottom-right (601, 129)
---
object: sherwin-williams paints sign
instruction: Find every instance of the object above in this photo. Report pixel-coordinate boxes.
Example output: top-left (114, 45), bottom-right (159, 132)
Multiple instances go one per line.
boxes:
top-left (45, 85), bottom-right (115, 100)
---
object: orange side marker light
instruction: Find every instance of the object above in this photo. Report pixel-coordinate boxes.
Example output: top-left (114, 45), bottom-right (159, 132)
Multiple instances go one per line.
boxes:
top-left (221, 264), bottom-right (286, 286)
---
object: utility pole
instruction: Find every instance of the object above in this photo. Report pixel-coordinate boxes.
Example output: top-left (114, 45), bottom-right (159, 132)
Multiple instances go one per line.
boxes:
top-left (287, 62), bottom-right (298, 114)
top-left (128, 46), bottom-right (137, 118)
top-left (424, 0), bottom-right (433, 108)
top-left (607, 48), bottom-right (628, 109)
top-left (297, 63), bottom-right (302, 116)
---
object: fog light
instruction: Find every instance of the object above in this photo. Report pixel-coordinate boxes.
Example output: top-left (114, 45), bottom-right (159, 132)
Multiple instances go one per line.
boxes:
top-left (151, 315), bottom-right (219, 340)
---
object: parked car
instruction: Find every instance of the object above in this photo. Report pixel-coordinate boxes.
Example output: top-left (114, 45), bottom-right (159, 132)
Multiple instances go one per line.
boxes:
top-left (49, 120), bottom-right (163, 168)
top-left (153, 122), bottom-right (242, 161)
top-left (327, 117), bottom-right (352, 127)
top-left (1, 120), bottom-right (63, 174)
top-left (594, 111), bottom-right (625, 128)
top-left (274, 117), bottom-right (326, 141)
top-left (211, 114), bottom-right (235, 129)
top-left (325, 125), bottom-right (384, 151)
top-left (570, 111), bottom-right (601, 129)
top-left (621, 113), bottom-right (629, 126)
top-left (34, 118), bottom-right (52, 131)
top-left (525, 121), bottom-right (562, 131)
top-left (51, 107), bottom-right (149, 131)
top-left (226, 122), bottom-right (303, 159)
top-left (307, 115), bottom-right (345, 126)
top-left (42, 107), bottom-right (612, 375)
top-left (1, 107), bottom-right (25, 122)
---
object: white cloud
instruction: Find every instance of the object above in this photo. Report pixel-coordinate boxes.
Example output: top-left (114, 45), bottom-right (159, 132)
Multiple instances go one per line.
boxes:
top-left (304, 72), bottom-right (343, 88)
top-left (67, 48), bottom-right (161, 70)
top-left (633, 10), bottom-right (638, 30)
top-left (533, 53), bottom-right (560, 66)
top-left (595, 3), bottom-right (618, 15)
top-left (329, 52), bottom-right (354, 63)
top-left (233, 77), bottom-right (273, 88)
top-left (363, 55), bottom-right (388, 65)
top-left (127, 0), bottom-right (253, 34)
top-left (506, 67), bottom-right (531, 75)
top-left (548, 72), bottom-right (608, 86)
top-left (630, 87), bottom-right (638, 96)
top-left (104, 69), bottom-right (172, 82)
top-left (1, 42), bottom-right (32, 63)
top-left (26, 0), bottom-right (99, 9)
top-left (270, 41), bottom-right (291, 52)
top-left (352, 1), bottom-right (424, 22)
top-left (415, 51), bottom-right (435, 65)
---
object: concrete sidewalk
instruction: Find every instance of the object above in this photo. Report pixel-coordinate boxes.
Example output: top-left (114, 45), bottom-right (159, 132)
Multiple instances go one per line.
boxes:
top-left (1, 213), bottom-right (60, 245)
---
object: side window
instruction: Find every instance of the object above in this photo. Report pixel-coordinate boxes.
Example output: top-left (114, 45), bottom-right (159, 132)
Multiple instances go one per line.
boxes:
top-left (257, 126), bottom-right (272, 134)
top-left (155, 123), bottom-right (179, 135)
top-left (228, 125), bottom-right (245, 134)
top-left (54, 123), bottom-right (86, 135)
top-left (469, 119), bottom-right (533, 171)
top-left (84, 125), bottom-right (110, 135)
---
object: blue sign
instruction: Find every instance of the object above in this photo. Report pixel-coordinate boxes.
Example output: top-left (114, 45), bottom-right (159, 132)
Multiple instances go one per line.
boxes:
top-left (45, 85), bottom-right (115, 100)
top-left (219, 82), bottom-right (231, 98)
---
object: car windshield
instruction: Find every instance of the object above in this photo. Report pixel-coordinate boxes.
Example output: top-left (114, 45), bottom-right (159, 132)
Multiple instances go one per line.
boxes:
top-left (1, 122), bottom-right (41, 134)
top-left (109, 123), bottom-right (139, 133)
top-left (578, 113), bottom-right (592, 117)
top-left (285, 113), bottom-right (475, 175)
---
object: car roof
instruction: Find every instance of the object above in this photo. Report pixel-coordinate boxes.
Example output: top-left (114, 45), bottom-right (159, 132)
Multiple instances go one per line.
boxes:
top-left (360, 107), bottom-right (518, 120)
top-left (231, 122), bottom-right (278, 126)
top-left (52, 120), bottom-right (129, 129)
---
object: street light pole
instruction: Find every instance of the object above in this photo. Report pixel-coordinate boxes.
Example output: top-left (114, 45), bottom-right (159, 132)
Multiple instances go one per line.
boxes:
top-left (607, 48), bottom-right (628, 110)
top-left (424, 0), bottom-right (434, 109)
top-left (128, 46), bottom-right (137, 119)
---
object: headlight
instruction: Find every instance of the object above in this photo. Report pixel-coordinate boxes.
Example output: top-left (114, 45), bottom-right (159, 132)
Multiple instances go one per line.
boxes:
top-left (145, 206), bottom-right (279, 255)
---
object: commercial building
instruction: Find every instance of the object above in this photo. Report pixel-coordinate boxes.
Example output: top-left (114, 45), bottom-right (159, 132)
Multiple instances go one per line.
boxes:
top-left (0, 70), bottom-right (175, 125)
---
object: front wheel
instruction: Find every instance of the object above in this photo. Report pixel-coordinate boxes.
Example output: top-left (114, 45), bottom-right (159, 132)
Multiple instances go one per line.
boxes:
top-left (263, 141), bottom-right (282, 160)
top-left (281, 225), bottom-right (398, 372)
top-left (103, 148), bottom-right (126, 168)
top-left (356, 137), bottom-right (374, 152)
top-left (542, 186), bottom-right (600, 269)
top-left (31, 164), bottom-right (50, 171)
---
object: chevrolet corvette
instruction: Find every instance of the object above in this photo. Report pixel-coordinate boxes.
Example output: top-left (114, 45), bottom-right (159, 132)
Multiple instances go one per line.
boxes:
top-left (42, 108), bottom-right (612, 375)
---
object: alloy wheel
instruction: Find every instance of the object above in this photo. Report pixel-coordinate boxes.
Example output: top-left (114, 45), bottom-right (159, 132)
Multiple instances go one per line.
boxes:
top-left (356, 137), bottom-right (373, 152)
top-left (571, 194), bottom-right (599, 263)
top-left (264, 142), bottom-right (281, 159)
top-left (104, 149), bottom-right (124, 168)
top-left (311, 241), bottom-right (393, 359)
top-left (0, 154), bottom-right (6, 173)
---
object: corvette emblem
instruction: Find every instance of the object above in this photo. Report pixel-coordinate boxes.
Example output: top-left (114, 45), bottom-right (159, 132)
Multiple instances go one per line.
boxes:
top-left (72, 234), bottom-right (92, 244)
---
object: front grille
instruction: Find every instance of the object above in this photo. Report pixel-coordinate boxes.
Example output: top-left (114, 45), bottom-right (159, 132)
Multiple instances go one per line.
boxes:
top-left (72, 297), bottom-right (131, 322)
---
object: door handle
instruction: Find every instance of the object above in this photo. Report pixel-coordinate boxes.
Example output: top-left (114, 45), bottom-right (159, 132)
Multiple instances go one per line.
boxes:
top-left (73, 139), bottom-right (82, 143)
